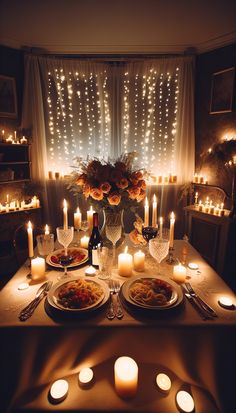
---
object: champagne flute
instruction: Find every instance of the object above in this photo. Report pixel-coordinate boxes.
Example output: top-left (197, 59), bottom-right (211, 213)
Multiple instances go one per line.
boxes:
top-left (149, 237), bottom-right (169, 275)
top-left (56, 226), bottom-right (74, 279)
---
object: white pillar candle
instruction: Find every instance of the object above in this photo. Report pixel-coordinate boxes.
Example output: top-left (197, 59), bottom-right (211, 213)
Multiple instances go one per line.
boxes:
top-left (114, 356), bottom-right (138, 398)
top-left (27, 221), bottom-right (34, 258)
top-left (31, 257), bottom-right (45, 280)
top-left (159, 217), bottom-right (163, 238)
top-left (63, 199), bottom-right (68, 230)
top-left (118, 247), bottom-right (133, 277)
top-left (78, 368), bottom-right (94, 386)
top-left (198, 200), bottom-right (203, 212)
top-left (133, 250), bottom-right (145, 272)
top-left (169, 211), bottom-right (175, 248)
top-left (152, 194), bottom-right (157, 227)
top-left (144, 197), bottom-right (149, 227)
top-left (176, 390), bottom-right (194, 412)
top-left (194, 192), bottom-right (198, 204)
top-left (50, 379), bottom-right (69, 403)
top-left (45, 224), bottom-right (50, 235)
top-left (80, 235), bottom-right (89, 249)
top-left (173, 263), bottom-right (187, 283)
top-left (156, 373), bottom-right (171, 393)
top-left (74, 207), bottom-right (82, 230)
top-left (87, 206), bottom-right (94, 230)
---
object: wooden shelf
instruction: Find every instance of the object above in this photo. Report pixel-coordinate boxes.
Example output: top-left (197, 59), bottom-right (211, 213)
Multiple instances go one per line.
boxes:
top-left (0, 179), bottom-right (31, 184)
top-left (0, 161), bottom-right (30, 165)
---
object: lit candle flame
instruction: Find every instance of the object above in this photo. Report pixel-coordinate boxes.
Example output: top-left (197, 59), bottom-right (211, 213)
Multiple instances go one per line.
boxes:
top-left (170, 211), bottom-right (175, 220)
top-left (63, 199), bottom-right (67, 208)
top-left (27, 221), bottom-right (32, 229)
top-left (45, 224), bottom-right (49, 234)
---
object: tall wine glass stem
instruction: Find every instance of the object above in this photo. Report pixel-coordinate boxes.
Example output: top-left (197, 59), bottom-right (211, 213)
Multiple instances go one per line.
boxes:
top-left (112, 243), bottom-right (116, 265)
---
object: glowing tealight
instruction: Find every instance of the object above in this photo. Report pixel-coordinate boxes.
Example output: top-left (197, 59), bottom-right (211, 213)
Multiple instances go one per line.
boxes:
top-left (49, 379), bottom-right (69, 402)
top-left (85, 266), bottom-right (96, 276)
top-left (18, 282), bottom-right (29, 290)
top-left (156, 373), bottom-right (171, 393)
top-left (218, 296), bottom-right (234, 309)
top-left (176, 390), bottom-right (194, 412)
top-left (188, 263), bottom-right (199, 270)
top-left (78, 367), bottom-right (94, 386)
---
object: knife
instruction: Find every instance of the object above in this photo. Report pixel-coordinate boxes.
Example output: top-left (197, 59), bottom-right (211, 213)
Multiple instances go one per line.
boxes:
top-left (184, 282), bottom-right (218, 317)
top-left (185, 293), bottom-right (213, 320)
top-left (19, 281), bottom-right (52, 320)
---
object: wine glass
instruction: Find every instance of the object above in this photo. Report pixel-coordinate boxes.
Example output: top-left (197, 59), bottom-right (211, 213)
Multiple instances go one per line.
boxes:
top-left (56, 226), bottom-right (74, 279)
top-left (81, 220), bottom-right (89, 233)
top-left (149, 237), bottom-right (169, 275)
top-left (105, 224), bottom-right (122, 266)
top-left (142, 226), bottom-right (158, 256)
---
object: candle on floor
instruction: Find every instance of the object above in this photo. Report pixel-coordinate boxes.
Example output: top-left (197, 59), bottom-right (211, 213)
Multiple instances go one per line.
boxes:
top-left (169, 212), bottom-right (175, 248)
top-left (218, 296), bottom-right (234, 309)
top-left (31, 257), bottom-right (46, 280)
top-left (81, 235), bottom-right (89, 249)
top-left (173, 263), bottom-right (187, 283)
top-left (50, 379), bottom-right (69, 403)
top-left (74, 207), bottom-right (82, 230)
top-left (133, 250), bottom-right (145, 272)
top-left (78, 368), bottom-right (94, 386)
top-left (118, 247), bottom-right (133, 277)
top-left (156, 373), bottom-right (171, 393)
top-left (27, 221), bottom-right (34, 258)
top-left (87, 206), bottom-right (94, 230)
top-left (176, 390), bottom-right (195, 412)
top-left (114, 356), bottom-right (138, 398)
top-left (144, 197), bottom-right (149, 227)
top-left (63, 199), bottom-right (68, 230)
top-left (152, 194), bottom-right (157, 227)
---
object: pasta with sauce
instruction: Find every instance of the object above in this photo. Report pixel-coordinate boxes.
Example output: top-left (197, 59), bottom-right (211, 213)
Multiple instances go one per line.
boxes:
top-left (57, 279), bottom-right (104, 309)
top-left (129, 278), bottom-right (173, 307)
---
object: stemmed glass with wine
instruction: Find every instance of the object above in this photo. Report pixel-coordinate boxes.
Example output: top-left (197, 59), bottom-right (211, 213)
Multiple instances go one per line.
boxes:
top-left (56, 226), bottom-right (74, 279)
top-left (142, 225), bottom-right (158, 255)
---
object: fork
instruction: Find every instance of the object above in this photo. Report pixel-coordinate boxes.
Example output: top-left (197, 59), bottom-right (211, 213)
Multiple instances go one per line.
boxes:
top-left (19, 281), bottom-right (53, 321)
top-left (106, 280), bottom-right (116, 320)
top-left (184, 282), bottom-right (217, 317)
top-left (113, 280), bottom-right (124, 319)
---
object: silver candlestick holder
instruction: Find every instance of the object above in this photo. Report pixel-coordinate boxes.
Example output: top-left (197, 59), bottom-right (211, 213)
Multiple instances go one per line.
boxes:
top-left (166, 247), bottom-right (178, 265)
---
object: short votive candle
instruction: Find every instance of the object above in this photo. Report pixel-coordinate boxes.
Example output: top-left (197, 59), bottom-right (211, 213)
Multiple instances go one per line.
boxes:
top-left (133, 250), bottom-right (145, 272)
top-left (173, 263), bottom-right (187, 283)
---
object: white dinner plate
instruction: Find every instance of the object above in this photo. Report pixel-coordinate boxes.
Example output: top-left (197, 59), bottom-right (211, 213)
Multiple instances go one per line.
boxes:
top-left (121, 275), bottom-right (183, 311)
top-left (46, 247), bottom-right (88, 269)
top-left (47, 276), bottom-right (110, 313)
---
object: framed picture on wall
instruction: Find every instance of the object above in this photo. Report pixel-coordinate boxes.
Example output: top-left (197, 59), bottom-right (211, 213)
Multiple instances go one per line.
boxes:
top-left (0, 75), bottom-right (18, 118)
top-left (210, 67), bottom-right (235, 114)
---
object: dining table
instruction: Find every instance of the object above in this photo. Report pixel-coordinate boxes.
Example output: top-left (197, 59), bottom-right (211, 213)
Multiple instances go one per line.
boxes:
top-left (0, 238), bottom-right (236, 413)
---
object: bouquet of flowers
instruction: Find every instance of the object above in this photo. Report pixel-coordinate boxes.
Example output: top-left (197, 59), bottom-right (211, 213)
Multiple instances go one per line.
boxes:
top-left (68, 152), bottom-right (147, 211)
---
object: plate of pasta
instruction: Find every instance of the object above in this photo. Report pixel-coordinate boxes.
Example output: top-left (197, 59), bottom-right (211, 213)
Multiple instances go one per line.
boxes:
top-left (121, 276), bottom-right (183, 310)
top-left (47, 277), bottom-right (109, 312)
top-left (46, 248), bottom-right (88, 269)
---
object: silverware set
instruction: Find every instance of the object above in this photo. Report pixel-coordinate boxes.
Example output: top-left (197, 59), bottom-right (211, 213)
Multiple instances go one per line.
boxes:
top-left (106, 279), bottom-right (124, 320)
top-left (183, 282), bottom-right (217, 320)
top-left (19, 281), bottom-right (53, 321)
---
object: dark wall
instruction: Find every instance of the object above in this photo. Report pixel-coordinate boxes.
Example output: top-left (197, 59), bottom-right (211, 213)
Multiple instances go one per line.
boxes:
top-left (195, 43), bottom-right (236, 197)
top-left (0, 45), bottom-right (24, 129)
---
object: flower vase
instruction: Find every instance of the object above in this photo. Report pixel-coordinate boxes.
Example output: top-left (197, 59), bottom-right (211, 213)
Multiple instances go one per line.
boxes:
top-left (101, 209), bottom-right (125, 248)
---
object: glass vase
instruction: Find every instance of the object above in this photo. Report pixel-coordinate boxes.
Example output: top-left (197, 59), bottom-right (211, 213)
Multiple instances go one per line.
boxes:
top-left (101, 209), bottom-right (125, 248)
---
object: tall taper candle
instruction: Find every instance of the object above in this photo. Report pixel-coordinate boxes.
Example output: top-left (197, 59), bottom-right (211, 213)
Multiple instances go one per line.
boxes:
top-left (144, 197), bottom-right (149, 227)
top-left (159, 217), bottom-right (163, 238)
top-left (152, 194), bottom-right (157, 227)
top-left (169, 212), bottom-right (175, 248)
top-left (27, 221), bottom-right (34, 258)
top-left (63, 199), bottom-right (68, 230)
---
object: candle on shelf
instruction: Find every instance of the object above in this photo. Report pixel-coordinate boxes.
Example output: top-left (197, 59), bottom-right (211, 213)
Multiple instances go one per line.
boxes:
top-left (144, 197), bottom-right (149, 227)
top-left (48, 171), bottom-right (54, 180)
top-left (6, 194), bottom-right (9, 204)
top-left (172, 175), bottom-right (177, 183)
top-left (118, 246), bottom-right (133, 277)
top-left (87, 206), bottom-right (94, 230)
top-left (63, 199), bottom-right (68, 230)
top-left (152, 194), bottom-right (157, 227)
top-left (194, 192), bottom-right (198, 205)
top-left (14, 130), bottom-right (17, 141)
top-left (20, 136), bottom-right (27, 144)
top-left (2, 130), bottom-right (4, 140)
top-left (199, 176), bottom-right (204, 184)
top-left (204, 178), bottom-right (208, 185)
top-left (45, 224), bottom-right (50, 235)
top-left (49, 379), bottom-right (69, 403)
top-left (210, 204), bottom-right (215, 214)
top-left (133, 250), bottom-right (145, 272)
top-left (78, 368), bottom-right (94, 387)
top-left (164, 175), bottom-right (169, 184)
top-left (74, 207), bottom-right (82, 230)
top-left (31, 257), bottom-right (46, 280)
top-left (220, 203), bottom-right (225, 216)
top-left (159, 217), bottom-right (163, 238)
top-left (156, 373), bottom-right (172, 393)
top-left (169, 212), bottom-right (175, 248)
top-left (214, 204), bottom-right (220, 216)
top-left (173, 263), bottom-right (187, 283)
top-left (27, 221), bottom-right (34, 258)
top-left (114, 356), bottom-right (138, 398)
top-left (81, 235), bottom-right (89, 249)
top-left (55, 172), bottom-right (60, 179)
top-left (176, 390), bottom-right (195, 413)
top-left (157, 175), bottom-right (162, 184)
top-left (193, 173), bottom-right (199, 183)
top-left (36, 197), bottom-right (40, 207)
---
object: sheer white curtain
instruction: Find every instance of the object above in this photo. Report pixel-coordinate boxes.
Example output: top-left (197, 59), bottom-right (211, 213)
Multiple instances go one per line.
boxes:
top-left (119, 56), bottom-right (195, 184)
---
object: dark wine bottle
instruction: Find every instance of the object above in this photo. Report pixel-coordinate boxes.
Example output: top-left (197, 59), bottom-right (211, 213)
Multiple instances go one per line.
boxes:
top-left (88, 212), bottom-right (102, 267)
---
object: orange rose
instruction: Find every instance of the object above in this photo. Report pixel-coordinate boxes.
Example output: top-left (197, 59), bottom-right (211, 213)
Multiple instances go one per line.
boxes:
top-left (116, 178), bottom-right (129, 189)
top-left (90, 187), bottom-right (104, 201)
top-left (83, 183), bottom-right (91, 198)
top-left (76, 173), bottom-right (86, 186)
top-left (100, 182), bottom-right (111, 193)
top-left (127, 186), bottom-right (140, 200)
top-left (129, 229), bottom-right (146, 245)
top-left (137, 179), bottom-right (146, 190)
top-left (136, 189), bottom-right (146, 202)
top-left (130, 171), bottom-right (143, 184)
top-left (107, 192), bottom-right (121, 206)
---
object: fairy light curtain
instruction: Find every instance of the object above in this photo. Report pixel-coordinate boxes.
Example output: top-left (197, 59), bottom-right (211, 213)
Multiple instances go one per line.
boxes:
top-left (120, 57), bottom-right (195, 183)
